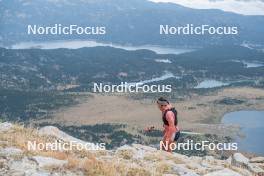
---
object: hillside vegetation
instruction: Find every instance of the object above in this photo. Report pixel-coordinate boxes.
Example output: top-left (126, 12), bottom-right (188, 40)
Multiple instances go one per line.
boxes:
top-left (1, 122), bottom-right (264, 176)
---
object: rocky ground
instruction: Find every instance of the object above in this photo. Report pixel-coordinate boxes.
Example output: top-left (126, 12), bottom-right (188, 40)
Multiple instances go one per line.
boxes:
top-left (0, 122), bottom-right (264, 176)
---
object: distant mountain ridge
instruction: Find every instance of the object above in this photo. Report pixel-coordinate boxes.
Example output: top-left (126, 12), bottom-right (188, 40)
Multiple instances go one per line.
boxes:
top-left (1, 0), bottom-right (264, 46)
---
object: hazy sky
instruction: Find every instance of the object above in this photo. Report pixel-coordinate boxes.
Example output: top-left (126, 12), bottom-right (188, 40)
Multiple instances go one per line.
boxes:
top-left (149, 0), bottom-right (264, 15)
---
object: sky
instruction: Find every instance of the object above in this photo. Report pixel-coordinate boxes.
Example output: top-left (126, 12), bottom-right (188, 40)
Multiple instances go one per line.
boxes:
top-left (148, 0), bottom-right (264, 15)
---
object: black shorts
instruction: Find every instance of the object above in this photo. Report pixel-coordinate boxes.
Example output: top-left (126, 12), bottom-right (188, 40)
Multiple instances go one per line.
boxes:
top-left (174, 131), bottom-right (181, 141)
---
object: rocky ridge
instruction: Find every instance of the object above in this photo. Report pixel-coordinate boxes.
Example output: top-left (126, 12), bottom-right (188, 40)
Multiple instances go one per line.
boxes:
top-left (0, 122), bottom-right (264, 176)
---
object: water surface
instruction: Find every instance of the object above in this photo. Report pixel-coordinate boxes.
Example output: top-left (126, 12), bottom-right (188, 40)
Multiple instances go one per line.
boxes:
top-left (242, 61), bottom-right (264, 68)
top-left (10, 40), bottom-right (194, 55)
top-left (127, 71), bottom-right (180, 86)
top-left (194, 80), bottom-right (229, 89)
top-left (222, 111), bottom-right (264, 156)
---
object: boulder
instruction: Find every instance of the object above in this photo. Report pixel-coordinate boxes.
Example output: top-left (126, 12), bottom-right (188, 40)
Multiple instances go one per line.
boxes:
top-left (38, 126), bottom-right (98, 150)
top-left (248, 163), bottom-right (264, 175)
top-left (0, 147), bottom-right (23, 157)
top-left (232, 153), bottom-right (249, 167)
top-left (172, 164), bottom-right (200, 176)
top-left (226, 156), bottom-right (232, 165)
top-left (0, 122), bottom-right (13, 132)
top-left (31, 156), bottom-right (67, 168)
top-left (204, 156), bottom-right (214, 163)
top-left (204, 168), bottom-right (242, 176)
top-left (8, 157), bottom-right (39, 176)
top-left (3, 156), bottom-right (78, 176)
top-left (201, 160), bottom-right (223, 170)
top-left (250, 157), bottom-right (264, 163)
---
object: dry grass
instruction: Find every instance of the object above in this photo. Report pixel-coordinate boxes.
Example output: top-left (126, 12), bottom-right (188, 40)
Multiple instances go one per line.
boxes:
top-left (80, 158), bottom-right (117, 176)
top-left (166, 153), bottom-right (185, 164)
top-left (41, 150), bottom-right (68, 160)
top-left (1, 123), bottom-right (256, 176)
top-left (144, 152), bottom-right (163, 162)
top-left (117, 149), bottom-right (134, 160)
top-left (0, 124), bottom-right (175, 176)
top-left (0, 124), bottom-right (118, 175)
top-left (155, 162), bottom-right (171, 174)
top-left (67, 156), bottom-right (81, 169)
top-left (0, 124), bottom-right (50, 154)
top-left (126, 167), bottom-right (151, 176)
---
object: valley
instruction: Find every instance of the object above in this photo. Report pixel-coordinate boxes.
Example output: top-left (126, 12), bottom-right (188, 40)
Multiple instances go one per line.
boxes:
top-left (1, 0), bottom-right (264, 174)
top-left (1, 44), bottom-right (263, 155)
top-left (34, 87), bottom-right (264, 136)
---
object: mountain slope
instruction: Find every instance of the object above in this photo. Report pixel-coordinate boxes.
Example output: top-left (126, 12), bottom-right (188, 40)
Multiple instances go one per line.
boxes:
top-left (0, 122), bottom-right (263, 176)
top-left (1, 0), bottom-right (264, 46)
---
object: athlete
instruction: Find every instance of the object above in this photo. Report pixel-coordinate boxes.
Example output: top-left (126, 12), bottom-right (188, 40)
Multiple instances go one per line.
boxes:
top-left (145, 97), bottom-right (180, 152)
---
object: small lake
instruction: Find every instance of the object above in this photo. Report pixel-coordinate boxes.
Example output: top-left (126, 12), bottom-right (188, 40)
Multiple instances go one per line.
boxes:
top-left (194, 80), bottom-right (229, 89)
top-left (242, 61), bottom-right (264, 68)
top-left (10, 40), bottom-right (195, 55)
top-left (127, 71), bottom-right (180, 86)
top-left (155, 59), bottom-right (172, 63)
top-left (222, 111), bottom-right (264, 156)
top-left (232, 60), bottom-right (264, 68)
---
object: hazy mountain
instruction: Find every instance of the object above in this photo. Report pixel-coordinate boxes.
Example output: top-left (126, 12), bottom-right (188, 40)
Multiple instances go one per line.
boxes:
top-left (150, 0), bottom-right (264, 15)
top-left (1, 0), bottom-right (264, 46)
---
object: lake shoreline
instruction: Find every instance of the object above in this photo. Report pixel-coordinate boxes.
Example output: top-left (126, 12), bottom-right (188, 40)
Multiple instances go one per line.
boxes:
top-left (222, 110), bottom-right (264, 156)
top-left (7, 40), bottom-right (197, 54)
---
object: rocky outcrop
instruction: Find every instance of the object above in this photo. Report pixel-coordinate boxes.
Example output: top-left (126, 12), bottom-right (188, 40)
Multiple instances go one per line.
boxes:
top-left (38, 126), bottom-right (95, 147)
top-left (232, 153), bottom-right (264, 175)
top-left (0, 146), bottom-right (76, 176)
top-left (0, 122), bottom-right (13, 132)
top-left (0, 122), bottom-right (264, 176)
top-left (204, 168), bottom-right (242, 176)
top-left (113, 144), bottom-right (264, 176)
top-left (0, 147), bottom-right (23, 157)
top-left (232, 153), bottom-right (250, 167)
top-left (251, 157), bottom-right (264, 163)
top-left (31, 156), bottom-right (68, 168)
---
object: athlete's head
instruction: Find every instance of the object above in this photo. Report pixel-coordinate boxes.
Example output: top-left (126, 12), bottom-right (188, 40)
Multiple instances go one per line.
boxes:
top-left (157, 97), bottom-right (170, 112)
